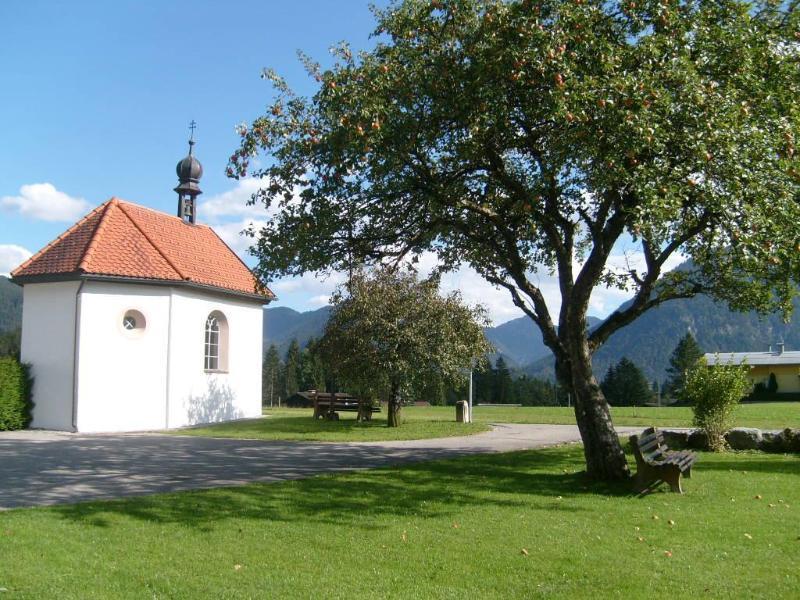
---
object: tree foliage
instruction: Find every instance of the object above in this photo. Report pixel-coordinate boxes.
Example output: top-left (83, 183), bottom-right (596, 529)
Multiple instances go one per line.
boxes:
top-left (262, 344), bottom-right (282, 406)
top-left (316, 268), bottom-right (491, 426)
top-left (663, 332), bottom-right (704, 399)
top-left (233, 0), bottom-right (800, 478)
top-left (0, 356), bottom-right (33, 431)
top-left (283, 339), bottom-right (302, 400)
top-left (600, 357), bottom-right (653, 406)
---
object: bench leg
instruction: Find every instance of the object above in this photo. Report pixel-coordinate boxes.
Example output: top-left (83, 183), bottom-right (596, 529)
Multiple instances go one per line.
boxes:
top-left (684, 467), bottom-right (692, 479)
top-left (664, 468), bottom-right (683, 494)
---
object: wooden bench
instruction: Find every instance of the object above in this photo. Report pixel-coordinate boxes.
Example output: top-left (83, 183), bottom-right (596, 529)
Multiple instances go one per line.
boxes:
top-left (312, 396), bottom-right (381, 421)
top-left (630, 427), bottom-right (697, 494)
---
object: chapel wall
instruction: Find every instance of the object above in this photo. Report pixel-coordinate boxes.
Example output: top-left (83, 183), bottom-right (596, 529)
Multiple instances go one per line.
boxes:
top-left (167, 288), bottom-right (263, 428)
top-left (74, 281), bottom-right (170, 432)
top-left (20, 281), bottom-right (80, 431)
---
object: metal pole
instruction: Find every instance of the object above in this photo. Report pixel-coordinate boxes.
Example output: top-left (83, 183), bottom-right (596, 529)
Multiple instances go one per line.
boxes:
top-left (468, 368), bottom-right (473, 421)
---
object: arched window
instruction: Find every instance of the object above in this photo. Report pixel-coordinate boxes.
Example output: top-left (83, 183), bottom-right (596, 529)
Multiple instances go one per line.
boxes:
top-left (204, 311), bottom-right (229, 371)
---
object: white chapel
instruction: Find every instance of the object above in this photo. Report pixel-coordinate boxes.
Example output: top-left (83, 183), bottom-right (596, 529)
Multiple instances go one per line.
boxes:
top-left (11, 139), bottom-right (274, 432)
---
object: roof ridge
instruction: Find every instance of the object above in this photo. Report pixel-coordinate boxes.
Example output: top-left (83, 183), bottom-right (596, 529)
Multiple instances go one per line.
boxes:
top-left (115, 198), bottom-right (213, 228)
top-left (115, 201), bottom-right (187, 281)
top-left (11, 200), bottom-right (111, 278)
top-left (77, 198), bottom-right (117, 272)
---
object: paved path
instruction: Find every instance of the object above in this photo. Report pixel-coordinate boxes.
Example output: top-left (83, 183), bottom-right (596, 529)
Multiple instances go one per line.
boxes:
top-left (0, 424), bottom-right (639, 509)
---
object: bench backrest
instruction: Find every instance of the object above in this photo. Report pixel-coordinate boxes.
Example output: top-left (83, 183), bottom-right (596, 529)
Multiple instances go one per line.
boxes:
top-left (635, 427), bottom-right (669, 464)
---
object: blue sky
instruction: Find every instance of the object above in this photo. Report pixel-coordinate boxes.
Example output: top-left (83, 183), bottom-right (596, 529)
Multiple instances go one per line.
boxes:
top-left (0, 1), bottom-right (670, 324)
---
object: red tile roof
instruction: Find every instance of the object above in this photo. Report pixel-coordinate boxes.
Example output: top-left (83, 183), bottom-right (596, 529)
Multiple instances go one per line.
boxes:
top-left (12, 198), bottom-right (274, 300)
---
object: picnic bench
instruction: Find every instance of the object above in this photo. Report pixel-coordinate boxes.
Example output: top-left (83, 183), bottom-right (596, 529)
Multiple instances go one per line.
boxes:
top-left (630, 427), bottom-right (697, 494)
top-left (311, 392), bottom-right (381, 421)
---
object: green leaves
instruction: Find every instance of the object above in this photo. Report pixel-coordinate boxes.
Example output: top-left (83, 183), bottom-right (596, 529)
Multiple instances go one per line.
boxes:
top-left (316, 268), bottom-right (491, 405)
top-left (684, 357), bottom-right (751, 451)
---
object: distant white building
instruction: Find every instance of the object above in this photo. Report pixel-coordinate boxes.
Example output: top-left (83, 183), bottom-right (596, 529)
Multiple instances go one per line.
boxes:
top-left (705, 342), bottom-right (800, 394)
top-left (11, 141), bottom-right (274, 432)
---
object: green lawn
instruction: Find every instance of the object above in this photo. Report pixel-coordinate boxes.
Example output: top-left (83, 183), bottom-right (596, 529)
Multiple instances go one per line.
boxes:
top-left (177, 410), bottom-right (489, 442)
top-left (1, 446), bottom-right (797, 598)
top-left (175, 403), bottom-right (799, 443)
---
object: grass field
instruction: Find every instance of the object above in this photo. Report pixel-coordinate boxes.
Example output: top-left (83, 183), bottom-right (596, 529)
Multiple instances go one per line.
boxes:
top-left (1, 445), bottom-right (797, 598)
top-left (178, 410), bottom-right (489, 442)
top-left (176, 403), bottom-right (800, 443)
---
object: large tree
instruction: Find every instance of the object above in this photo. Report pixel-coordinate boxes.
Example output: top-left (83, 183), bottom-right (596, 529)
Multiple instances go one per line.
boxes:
top-left (316, 268), bottom-right (491, 426)
top-left (232, 0), bottom-right (800, 479)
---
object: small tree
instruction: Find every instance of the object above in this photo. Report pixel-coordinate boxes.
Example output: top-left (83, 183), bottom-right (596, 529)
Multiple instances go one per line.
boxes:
top-left (317, 268), bottom-right (491, 427)
top-left (664, 333), bottom-right (704, 399)
top-left (683, 358), bottom-right (750, 451)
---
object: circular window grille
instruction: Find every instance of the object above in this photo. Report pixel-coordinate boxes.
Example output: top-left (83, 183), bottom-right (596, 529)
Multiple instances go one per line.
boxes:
top-left (122, 310), bottom-right (146, 335)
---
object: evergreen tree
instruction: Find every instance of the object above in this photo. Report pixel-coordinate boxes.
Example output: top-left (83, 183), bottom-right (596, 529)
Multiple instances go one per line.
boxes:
top-left (283, 339), bottom-right (301, 400)
top-left (473, 362), bottom-right (494, 405)
top-left (601, 358), bottom-right (653, 407)
top-left (493, 356), bottom-right (513, 404)
top-left (664, 333), bottom-right (704, 399)
top-left (299, 338), bottom-right (326, 392)
top-left (262, 344), bottom-right (282, 407)
top-left (767, 372), bottom-right (779, 395)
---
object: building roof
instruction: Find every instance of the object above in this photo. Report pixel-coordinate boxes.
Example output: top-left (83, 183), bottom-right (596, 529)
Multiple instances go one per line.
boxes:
top-left (705, 351), bottom-right (800, 367)
top-left (11, 198), bottom-right (274, 301)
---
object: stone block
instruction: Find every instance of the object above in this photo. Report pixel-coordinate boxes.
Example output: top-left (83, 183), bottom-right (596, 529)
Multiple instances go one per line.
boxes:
top-left (687, 429), bottom-right (709, 450)
top-left (660, 429), bottom-right (689, 449)
top-left (725, 428), bottom-right (762, 451)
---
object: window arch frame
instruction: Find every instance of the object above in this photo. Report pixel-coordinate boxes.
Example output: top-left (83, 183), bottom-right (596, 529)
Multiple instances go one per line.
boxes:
top-left (204, 310), bottom-right (229, 372)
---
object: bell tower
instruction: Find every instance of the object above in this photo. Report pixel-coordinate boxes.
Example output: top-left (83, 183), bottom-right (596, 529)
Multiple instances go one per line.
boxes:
top-left (174, 121), bottom-right (203, 224)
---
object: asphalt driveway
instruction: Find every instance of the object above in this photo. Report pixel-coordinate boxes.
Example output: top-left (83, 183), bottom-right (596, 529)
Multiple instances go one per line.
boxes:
top-left (0, 424), bottom-right (639, 509)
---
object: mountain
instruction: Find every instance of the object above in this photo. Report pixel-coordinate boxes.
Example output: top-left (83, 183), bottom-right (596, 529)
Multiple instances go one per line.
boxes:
top-left (263, 305), bottom-right (332, 357)
top-left (2, 271), bottom-right (797, 379)
top-left (0, 277), bottom-right (23, 332)
top-left (484, 314), bottom-right (602, 368)
top-left (524, 293), bottom-right (799, 383)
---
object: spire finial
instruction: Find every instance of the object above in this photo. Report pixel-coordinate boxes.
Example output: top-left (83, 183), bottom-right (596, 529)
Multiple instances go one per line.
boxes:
top-left (188, 120), bottom-right (197, 154)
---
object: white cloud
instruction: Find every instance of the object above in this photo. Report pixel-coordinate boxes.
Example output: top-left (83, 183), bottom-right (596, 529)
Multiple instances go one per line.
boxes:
top-left (197, 178), bottom-right (267, 221)
top-left (1, 183), bottom-right (90, 222)
top-left (271, 271), bottom-right (347, 298)
top-left (308, 294), bottom-right (332, 307)
top-left (0, 244), bottom-right (32, 276)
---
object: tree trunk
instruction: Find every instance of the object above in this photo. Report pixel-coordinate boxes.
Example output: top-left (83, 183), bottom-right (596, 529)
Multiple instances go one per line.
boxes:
top-left (557, 339), bottom-right (630, 481)
top-left (387, 382), bottom-right (402, 427)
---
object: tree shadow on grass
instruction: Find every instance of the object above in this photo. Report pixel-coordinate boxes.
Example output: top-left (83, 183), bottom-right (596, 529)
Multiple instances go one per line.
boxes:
top-left (52, 447), bottom-right (633, 530)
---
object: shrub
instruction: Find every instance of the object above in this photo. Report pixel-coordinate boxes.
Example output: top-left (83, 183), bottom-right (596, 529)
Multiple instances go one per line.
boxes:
top-left (682, 358), bottom-right (749, 452)
top-left (0, 357), bottom-right (34, 431)
top-left (767, 372), bottom-right (779, 394)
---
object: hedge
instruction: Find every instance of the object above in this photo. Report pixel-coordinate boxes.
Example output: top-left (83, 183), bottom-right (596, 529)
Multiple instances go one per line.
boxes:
top-left (0, 356), bottom-right (33, 430)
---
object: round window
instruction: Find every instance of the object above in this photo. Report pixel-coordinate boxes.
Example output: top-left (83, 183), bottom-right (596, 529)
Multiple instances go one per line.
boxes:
top-left (121, 309), bottom-right (146, 335)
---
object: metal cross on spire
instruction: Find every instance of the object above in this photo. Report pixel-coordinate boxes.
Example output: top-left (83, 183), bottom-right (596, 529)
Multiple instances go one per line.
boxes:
top-left (188, 120), bottom-right (197, 141)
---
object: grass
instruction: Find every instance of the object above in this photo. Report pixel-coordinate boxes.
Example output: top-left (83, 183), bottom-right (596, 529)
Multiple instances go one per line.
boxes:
top-left (1, 445), bottom-right (797, 598)
top-left (177, 409), bottom-right (489, 442)
top-left (175, 402), bottom-right (799, 443)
